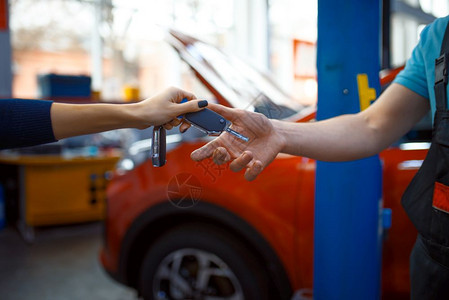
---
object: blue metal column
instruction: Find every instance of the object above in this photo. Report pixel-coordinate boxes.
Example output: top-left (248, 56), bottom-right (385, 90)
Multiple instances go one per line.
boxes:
top-left (314, 1), bottom-right (383, 299)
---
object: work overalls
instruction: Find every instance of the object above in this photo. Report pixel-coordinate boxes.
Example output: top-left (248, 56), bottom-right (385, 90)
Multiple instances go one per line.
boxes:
top-left (402, 21), bottom-right (449, 299)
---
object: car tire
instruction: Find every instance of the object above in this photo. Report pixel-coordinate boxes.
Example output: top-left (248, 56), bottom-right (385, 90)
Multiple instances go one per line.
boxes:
top-left (139, 223), bottom-right (273, 300)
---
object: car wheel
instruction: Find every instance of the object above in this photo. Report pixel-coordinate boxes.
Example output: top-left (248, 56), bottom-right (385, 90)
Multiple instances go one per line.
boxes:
top-left (139, 224), bottom-right (272, 300)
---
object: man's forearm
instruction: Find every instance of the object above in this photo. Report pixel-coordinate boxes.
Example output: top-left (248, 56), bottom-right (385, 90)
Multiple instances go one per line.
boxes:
top-left (272, 84), bottom-right (429, 161)
top-left (273, 84), bottom-right (430, 162)
top-left (273, 114), bottom-right (383, 161)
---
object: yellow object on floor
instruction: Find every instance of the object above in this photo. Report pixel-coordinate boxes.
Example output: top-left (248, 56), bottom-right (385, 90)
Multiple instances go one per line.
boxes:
top-left (0, 154), bottom-right (119, 227)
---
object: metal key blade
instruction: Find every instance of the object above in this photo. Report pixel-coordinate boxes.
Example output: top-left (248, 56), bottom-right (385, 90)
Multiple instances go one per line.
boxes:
top-left (225, 128), bottom-right (249, 142)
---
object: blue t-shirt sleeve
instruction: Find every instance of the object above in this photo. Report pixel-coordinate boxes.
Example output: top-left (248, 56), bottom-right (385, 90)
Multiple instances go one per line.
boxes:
top-left (0, 99), bottom-right (57, 150)
top-left (393, 26), bottom-right (430, 99)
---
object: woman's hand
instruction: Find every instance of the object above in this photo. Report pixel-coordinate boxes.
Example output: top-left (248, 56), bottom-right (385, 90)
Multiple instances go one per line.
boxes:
top-left (133, 87), bottom-right (208, 130)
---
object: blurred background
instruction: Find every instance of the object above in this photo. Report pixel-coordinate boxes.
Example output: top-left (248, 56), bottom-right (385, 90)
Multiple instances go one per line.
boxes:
top-left (9, 0), bottom-right (448, 104)
top-left (10, 0), bottom-right (317, 105)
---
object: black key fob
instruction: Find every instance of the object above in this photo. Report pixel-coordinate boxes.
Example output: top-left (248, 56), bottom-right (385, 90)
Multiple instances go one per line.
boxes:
top-left (184, 109), bottom-right (229, 135)
top-left (151, 126), bottom-right (166, 167)
top-left (181, 98), bottom-right (249, 142)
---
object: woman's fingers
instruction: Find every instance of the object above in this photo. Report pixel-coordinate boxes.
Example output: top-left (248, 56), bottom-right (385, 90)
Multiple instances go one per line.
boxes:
top-left (179, 121), bottom-right (191, 133)
top-left (174, 99), bottom-right (208, 116)
top-left (170, 118), bottom-right (181, 126)
top-left (163, 123), bottom-right (173, 130)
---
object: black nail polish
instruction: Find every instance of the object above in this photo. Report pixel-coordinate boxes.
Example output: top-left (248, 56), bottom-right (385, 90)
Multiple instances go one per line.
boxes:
top-left (198, 100), bottom-right (208, 108)
top-left (181, 128), bottom-right (187, 133)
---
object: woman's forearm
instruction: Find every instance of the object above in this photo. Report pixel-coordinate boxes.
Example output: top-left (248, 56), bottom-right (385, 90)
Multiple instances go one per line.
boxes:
top-left (51, 102), bottom-right (140, 140)
top-left (0, 87), bottom-right (204, 150)
top-left (50, 87), bottom-right (207, 140)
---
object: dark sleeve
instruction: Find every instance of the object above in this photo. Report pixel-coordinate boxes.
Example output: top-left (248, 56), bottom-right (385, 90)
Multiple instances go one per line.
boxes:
top-left (0, 99), bottom-right (57, 150)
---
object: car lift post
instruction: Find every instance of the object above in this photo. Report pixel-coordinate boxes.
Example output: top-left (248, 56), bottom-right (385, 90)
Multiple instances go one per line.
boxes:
top-left (314, 0), bottom-right (383, 299)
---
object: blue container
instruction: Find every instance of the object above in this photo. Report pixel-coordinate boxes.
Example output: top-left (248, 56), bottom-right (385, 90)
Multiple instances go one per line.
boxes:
top-left (38, 74), bottom-right (91, 98)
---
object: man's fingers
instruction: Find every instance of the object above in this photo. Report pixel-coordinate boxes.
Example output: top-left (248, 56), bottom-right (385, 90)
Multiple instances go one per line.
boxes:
top-left (212, 147), bottom-right (231, 165)
top-left (191, 141), bottom-right (218, 161)
top-left (229, 151), bottom-right (253, 172)
top-left (244, 160), bottom-right (263, 181)
top-left (207, 103), bottom-right (241, 122)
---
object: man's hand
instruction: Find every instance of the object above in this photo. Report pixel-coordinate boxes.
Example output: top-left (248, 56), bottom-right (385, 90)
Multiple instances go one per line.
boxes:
top-left (190, 103), bottom-right (286, 181)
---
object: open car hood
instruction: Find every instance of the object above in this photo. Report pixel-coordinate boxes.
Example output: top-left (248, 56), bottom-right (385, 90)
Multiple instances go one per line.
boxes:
top-left (166, 29), bottom-right (316, 122)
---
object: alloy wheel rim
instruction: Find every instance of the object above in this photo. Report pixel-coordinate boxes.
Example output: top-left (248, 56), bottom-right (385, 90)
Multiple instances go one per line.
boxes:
top-left (152, 248), bottom-right (244, 300)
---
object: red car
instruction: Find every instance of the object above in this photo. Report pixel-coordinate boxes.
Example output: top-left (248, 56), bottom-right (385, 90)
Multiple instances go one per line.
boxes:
top-left (100, 30), bottom-right (429, 299)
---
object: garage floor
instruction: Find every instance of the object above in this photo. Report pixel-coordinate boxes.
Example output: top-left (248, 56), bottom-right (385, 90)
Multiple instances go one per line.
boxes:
top-left (0, 222), bottom-right (138, 300)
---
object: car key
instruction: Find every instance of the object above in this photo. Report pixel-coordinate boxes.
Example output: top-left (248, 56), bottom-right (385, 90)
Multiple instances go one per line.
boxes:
top-left (151, 125), bottom-right (166, 167)
top-left (181, 99), bottom-right (249, 142)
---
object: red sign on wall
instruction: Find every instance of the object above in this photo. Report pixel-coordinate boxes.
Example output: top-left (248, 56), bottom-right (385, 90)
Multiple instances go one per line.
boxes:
top-left (0, 0), bottom-right (8, 31)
